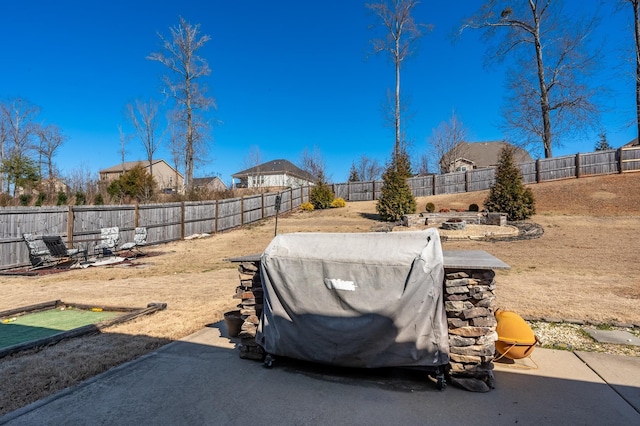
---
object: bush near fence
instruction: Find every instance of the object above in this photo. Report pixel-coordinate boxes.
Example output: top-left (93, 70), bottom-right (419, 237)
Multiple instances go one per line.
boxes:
top-left (1, 147), bottom-right (639, 270)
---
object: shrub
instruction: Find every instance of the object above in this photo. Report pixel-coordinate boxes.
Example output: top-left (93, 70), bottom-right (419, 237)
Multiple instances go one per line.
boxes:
top-left (309, 182), bottom-right (334, 209)
top-left (0, 193), bottom-right (12, 207)
top-left (469, 203), bottom-right (479, 212)
top-left (301, 201), bottom-right (314, 211)
top-left (107, 164), bottom-right (156, 203)
top-left (35, 192), bottom-right (47, 207)
top-left (56, 191), bottom-right (67, 206)
top-left (425, 202), bottom-right (435, 213)
top-left (485, 146), bottom-right (536, 220)
top-left (75, 191), bottom-right (86, 205)
top-left (19, 194), bottom-right (32, 206)
top-left (94, 193), bottom-right (104, 205)
top-left (331, 197), bottom-right (346, 208)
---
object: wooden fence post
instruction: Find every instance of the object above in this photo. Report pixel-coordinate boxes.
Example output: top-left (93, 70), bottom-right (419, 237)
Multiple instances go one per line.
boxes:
top-left (432, 175), bottom-right (437, 196)
top-left (618, 147), bottom-right (624, 173)
top-left (240, 196), bottom-right (244, 225)
top-left (290, 187), bottom-right (293, 211)
top-left (576, 153), bottom-right (581, 179)
top-left (536, 159), bottom-right (541, 183)
top-left (261, 193), bottom-right (265, 219)
top-left (465, 171), bottom-right (470, 192)
top-left (214, 199), bottom-right (219, 234)
top-left (67, 206), bottom-right (74, 244)
top-left (134, 202), bottom-right (139, 228)
top-left (180, 201), bottom-right (185, 240)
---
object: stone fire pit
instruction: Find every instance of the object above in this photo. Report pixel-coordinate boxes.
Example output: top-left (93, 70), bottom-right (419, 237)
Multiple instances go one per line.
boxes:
top-left (441, 218), bottom-right (467, 231)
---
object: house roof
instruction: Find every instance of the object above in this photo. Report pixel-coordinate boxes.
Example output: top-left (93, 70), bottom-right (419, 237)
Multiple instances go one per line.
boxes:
top-left (447, 141), bottom-right (532, 168)
top-left (192, 176), bottom-right (227, 189)
top-left (624, 138), bottom-right (639, 147)
top-left (99, 159), bottom-right (183, 177)
top-left (232, 159), bottom-right (316, 182)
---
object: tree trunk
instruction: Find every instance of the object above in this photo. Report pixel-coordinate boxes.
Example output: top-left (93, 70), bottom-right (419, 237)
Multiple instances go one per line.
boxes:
top-left (634, 0), bottom-right (640, 141)
top-left (395, 37), bottom-right (401, 170)
top-left (531, 3), bottom-right (553, 158)
top-left (185, 72), bottom-right (194, 190)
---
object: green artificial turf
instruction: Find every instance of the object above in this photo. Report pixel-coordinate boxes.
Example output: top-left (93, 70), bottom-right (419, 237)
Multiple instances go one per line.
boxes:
top-left (0, 307), bottom-right (122, 349)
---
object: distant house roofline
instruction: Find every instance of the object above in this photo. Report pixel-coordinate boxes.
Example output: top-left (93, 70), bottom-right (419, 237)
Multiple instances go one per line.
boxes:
top-left (232, 159), bottom-right (316, 182)
top-left (99, 159), bottom-right (183, 178)
top-left (440, 140), bottom-right (533, 171)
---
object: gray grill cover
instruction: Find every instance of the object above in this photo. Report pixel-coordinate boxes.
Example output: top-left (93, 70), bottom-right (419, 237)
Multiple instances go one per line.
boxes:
top-left (256, 229), bottom-right (449, 368)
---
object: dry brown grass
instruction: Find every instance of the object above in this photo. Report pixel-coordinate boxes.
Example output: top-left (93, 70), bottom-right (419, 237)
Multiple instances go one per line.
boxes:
top-left (1, 172), bottom-right (639, 415)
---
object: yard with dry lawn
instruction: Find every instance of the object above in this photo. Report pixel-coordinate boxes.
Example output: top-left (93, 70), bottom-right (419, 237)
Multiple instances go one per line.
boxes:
top-left (1, 172), bottom-right (639, 415)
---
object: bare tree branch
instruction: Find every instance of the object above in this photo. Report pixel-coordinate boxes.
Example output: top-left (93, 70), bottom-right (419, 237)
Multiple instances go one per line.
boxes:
top-left (148, 17), bottom-right (215, 189)
top-left (427, 111), bottom-right (469, 173)
top-left (127, 99), bottom-right (164, 177)
top-left (299, 146), bottom-right (328, 183)
top-left (367, 0), bottom-right (425, 168)
top-left (36, 124), bottom-right (66, 182)
top-left (461, 0), bottom-right (601, 158)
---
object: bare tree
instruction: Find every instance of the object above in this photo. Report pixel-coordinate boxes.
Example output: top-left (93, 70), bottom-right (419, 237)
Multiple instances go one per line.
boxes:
top-left (127, 99), bottom-right (164, 176)
top-left (243, 145), bottom-right (264, 187)
top-left (367, 0), bottom-right (424, 169)
top-left (354, 155), bottom-right (384, 181)
top-left (65, 162), bottom-right (98, 199)
top-left (0, 104), bottom-right (8, 192)
top-left (0, 99), bottom-right (41, 194)
top-left (148, 17), bottom-right (215, 190)
top-left (36, 124), bottom-right (66, 183)
top-left (428, 111), bottom-right (469, 173)
top-left (1, 98), bottom-right (40, 159)
top-left (461, 0), bottom-right (600, 158)
top-left (167, 121), bottom-right (184, 193)
top-left (117, 124), bottom-right (132, 174)
top-left (620, 0), bottom-right (640, 139)
top-left (299, 146), bottom-right (328, 183)
top-left (415, 152), bottom-right (430, 175)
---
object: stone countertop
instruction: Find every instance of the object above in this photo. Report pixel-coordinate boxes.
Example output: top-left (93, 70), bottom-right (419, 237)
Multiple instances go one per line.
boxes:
top-left (226, 250), bottom-right (510, 270)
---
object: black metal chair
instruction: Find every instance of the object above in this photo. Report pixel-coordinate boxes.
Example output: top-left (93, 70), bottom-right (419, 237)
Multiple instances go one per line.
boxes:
top-left (42, 235), bottom-right (87, 263)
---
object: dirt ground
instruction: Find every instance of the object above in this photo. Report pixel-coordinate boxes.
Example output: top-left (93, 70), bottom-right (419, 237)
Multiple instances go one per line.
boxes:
top-left (1, 172), bottom-right (639, 415)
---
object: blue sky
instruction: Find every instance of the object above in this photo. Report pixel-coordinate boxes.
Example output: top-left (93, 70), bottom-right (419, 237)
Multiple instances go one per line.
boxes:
top-left (2, 0), bottom-right (636, 185)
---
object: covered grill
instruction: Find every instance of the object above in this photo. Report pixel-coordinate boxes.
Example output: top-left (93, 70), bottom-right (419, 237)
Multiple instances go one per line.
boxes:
top-left (256, 229), bottom-right (449, 375)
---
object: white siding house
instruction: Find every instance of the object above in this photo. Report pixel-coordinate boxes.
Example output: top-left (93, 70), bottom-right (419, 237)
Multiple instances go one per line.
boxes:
top-left (232, 159), bottom-right (316, 188)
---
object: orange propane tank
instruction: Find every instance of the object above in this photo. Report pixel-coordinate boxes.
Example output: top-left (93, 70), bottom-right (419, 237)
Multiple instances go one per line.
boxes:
top-left (495, 309), bottom-right (538, 360)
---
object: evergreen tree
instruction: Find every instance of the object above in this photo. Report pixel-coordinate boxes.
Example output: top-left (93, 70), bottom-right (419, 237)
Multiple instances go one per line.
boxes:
top-left (107, 164), bottom-right (156, 203)
top-left (348, 162), bottom-right (360, 182)
top-left (376, 148), bottom-right (416, 221)
top-left (56, 190), bottom-right (68, 206)
top-left (309, 170), bottom-right (335, 209)
top-left (595, 131), bottom-right (613, 151)
top-left (484, 146), bottom-right (535, 221)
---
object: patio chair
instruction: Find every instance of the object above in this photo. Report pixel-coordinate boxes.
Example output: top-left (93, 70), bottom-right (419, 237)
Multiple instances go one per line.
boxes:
top-left (42, 235), bottom-right (87, 263)
top-left (118, 227), bottom-right (147, 257)
top-left (22, 233), bottom-right (53, 268)
top-left (94, 227), bottom-right (120, 257)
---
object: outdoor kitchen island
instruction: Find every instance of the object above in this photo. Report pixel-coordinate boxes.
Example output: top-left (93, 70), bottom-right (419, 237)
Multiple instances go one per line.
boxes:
top-left (227, 237), bottom-right (509, 393)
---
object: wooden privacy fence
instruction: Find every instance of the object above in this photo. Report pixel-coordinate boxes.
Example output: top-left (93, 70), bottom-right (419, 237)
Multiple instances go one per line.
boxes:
top-left (2, 147), bottom-right (639, 270)
top-left (0, 187), bottom-right (309, 270)
top-left (333, 147), bottom-right (640, 199)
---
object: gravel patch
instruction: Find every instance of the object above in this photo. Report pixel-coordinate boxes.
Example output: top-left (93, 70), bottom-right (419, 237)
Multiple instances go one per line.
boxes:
top-left (529, 321), bottom-right (640, 357)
